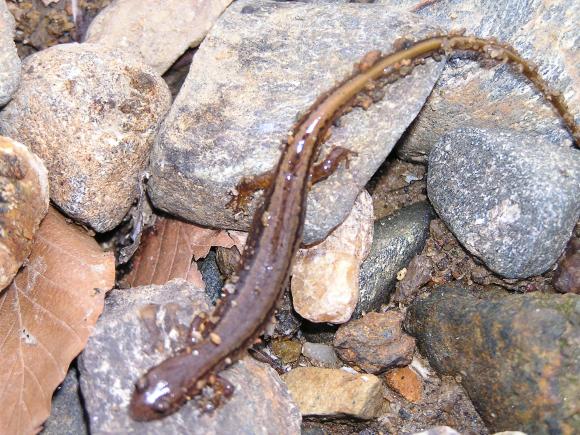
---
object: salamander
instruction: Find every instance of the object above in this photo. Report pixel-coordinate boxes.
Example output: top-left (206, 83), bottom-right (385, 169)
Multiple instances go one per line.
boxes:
top-left (129, 34), bottom-right (579, 421)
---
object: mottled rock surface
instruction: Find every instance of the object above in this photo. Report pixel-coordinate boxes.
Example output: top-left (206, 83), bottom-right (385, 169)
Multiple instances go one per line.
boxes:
top-left (405, 286), bottom-right (580, 434)
top-left (0, 0), bottom-right (20, 106)
top-left (149, 0), bottom-right (445, 244)
top-left (0, 136), bottom-right (48, 289)
top-left (41, 365), bottom-right (88, 435)
top-left (0, 43), bottom-right (171, 232)
top-left (391, 0), bottom-right (578, 161)
top-left (85, 0), bottom-right (232, 74)
top-left (334, 311), bottom-right (415, 374)
top-left (79, 279), bottom-right (301, 434)
top-left (428, 129), bottom-right (580, 278)
top-left (292, 191), bottom-right (373, 323)
top-left (283, 367), bottom-right (383, 419)
top-left (357, 202), bottom-right (434, 315)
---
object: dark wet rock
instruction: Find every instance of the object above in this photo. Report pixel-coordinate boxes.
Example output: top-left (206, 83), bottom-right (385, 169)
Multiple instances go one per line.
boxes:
top-left (283, 367), bottom-right (383, 419)
top-left (334, 311), bottom-right (415, 374)
top-left (554, 237), bottom-right (580, 294)
top-left (198, 250), bottom-right (224, 303)
top-left (392, 0), bottom-right (578, 162)
top-left (273, 289), bottom-right (302, 337)
top-left (41, 365), bottom-right (88, 435)
top-left (405, 286), bottom-right (580, 434)
top-left (79, 279), bottom-right (301, 434)
top-left (357, 202), bottom-right (435, 315)
top-left (0, 43), bottom-right (171, 232)
top-left (428, 128), bottom-right (580, 279)
top-left (148, 0), bottom-right (445, 244)
top-left (0, 1), bottom-right (20, 106)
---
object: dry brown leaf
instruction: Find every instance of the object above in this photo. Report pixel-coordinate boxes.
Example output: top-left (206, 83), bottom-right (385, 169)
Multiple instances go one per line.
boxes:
top-left (0, 207), bottom-right (115, 435)
top-left (122, 216), bottom-right (236, 288)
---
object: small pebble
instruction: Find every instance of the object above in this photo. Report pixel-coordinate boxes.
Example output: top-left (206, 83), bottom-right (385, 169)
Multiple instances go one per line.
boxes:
top-left (271, 339), bottom-right (302, 364)
top-left (384, 366), bottom-right (422, 403)
top-left (301, 342), bottom-right (341, 368)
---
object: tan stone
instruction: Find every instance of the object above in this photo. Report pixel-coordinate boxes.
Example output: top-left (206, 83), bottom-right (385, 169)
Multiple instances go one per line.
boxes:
top-left (283, 367), bottom-right (384, 419)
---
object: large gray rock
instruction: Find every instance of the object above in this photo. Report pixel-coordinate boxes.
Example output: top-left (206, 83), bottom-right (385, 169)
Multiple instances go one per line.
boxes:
top-left (148, 0), bottom-right (445, 244)
top-left (391, 0), bottom-right (578, 161)
top-left (405, 286), bottom-right (580, 434)
top-left (79, 279), bottom-right (301, 434)
top-left (357, 202), bottom-right (435, 315)
top-left (0, 0), bottom-right (20, 106)
top-left (428, 128), bottom-right (580, 278)
top-left (0, 43), bottom-right (171, 232)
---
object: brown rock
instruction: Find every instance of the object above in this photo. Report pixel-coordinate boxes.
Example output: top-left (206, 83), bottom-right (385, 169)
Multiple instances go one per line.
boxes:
top-left (0, 43), bottom-right (171, 232)
top-left (291, 190), bottom-right (374, 323)
top-left (384, 366), bottom-right (422, 403)
top-left (0, 136), bottom-right (48, 289)
top-left (334, 311), bottom-right (415, 374)
top-left (283, 367), bottom-right (383, 419)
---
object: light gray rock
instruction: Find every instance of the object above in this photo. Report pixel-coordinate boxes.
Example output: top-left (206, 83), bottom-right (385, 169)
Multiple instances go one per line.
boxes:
top-left (79, 279), bottom-right (301, 434)
top-left (41, 365), bottom-right (88, 435)
top-left (0, 43), bottom-right (171, 232)
top-left (301, 342), bottom-right (341, 368)
top-left (149, 0), bottom-right (445, 244)
top-left (357, 202), bottom-right (435, 315)
top-left (85, 0), bottom-right (233, 74)
top-left (427, 128), bottom-right (580, 278)
top-left (391, 0), bottom-right (578, 161)
top-left (0, 0), bottom-right (20, 106)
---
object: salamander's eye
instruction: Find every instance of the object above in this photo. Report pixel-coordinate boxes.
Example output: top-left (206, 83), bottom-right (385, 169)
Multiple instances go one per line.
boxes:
top-left (135, 376), bottom-right (149, 392)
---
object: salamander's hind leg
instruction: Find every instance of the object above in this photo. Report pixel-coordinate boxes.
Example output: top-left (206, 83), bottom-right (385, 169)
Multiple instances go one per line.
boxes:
top-left (227, 169), bottom-right (275, 213)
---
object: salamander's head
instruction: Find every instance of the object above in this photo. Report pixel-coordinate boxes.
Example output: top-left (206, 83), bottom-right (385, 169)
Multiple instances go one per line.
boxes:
top-left (129, 353), bottom-right (200, 421)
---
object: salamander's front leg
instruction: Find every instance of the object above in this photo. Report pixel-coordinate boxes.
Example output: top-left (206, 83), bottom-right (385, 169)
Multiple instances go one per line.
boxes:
top-left (228, 146), bottom-right (357, 213)
top-left (311, 146), bottom-right (357, 185)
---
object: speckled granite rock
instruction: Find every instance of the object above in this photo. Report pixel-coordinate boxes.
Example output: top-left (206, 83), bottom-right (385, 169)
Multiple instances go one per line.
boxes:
top-left (85, 0), bottom-right (232, 74)
top-left (357, 202), bottom-right (435, 315)
top-left (0, 43), bottom-right (171, 232)
top-left (0, 0), bottom-right (20, 106)
top-left (79, 279), bottom-right (301, 434)
top-left (428, 128), bottom-right (580, 278)
top-left (405, 286), bottom-right (580, 434)
top-left (41, 365), bottom-right (88, 435)
top-left (390, 0), bottom-right (578, 161)
top-left (148, 0), bottom-right (445, 244)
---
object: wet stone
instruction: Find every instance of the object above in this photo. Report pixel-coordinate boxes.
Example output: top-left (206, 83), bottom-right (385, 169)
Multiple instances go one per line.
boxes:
top-left (78, 279), bottom-right (301, 434)
top-left (405, 286), bottom-right (580, 434)
top-left (41, 365), bottom-right (88, 435)
top-left (428, 128), bottom-right (580, 279)
top-left (0, 0), bottom-right (20, 106)
top-left (393, 0), bottom-right (578, 162)
top-left (334, 311), bottom-right (415, 374)
top-left (148, 0), bottom-right (445, 244)
top-left (357, 202), bottom-right (435, 315)
top-left (0, 43), bottom-right (171, 232)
